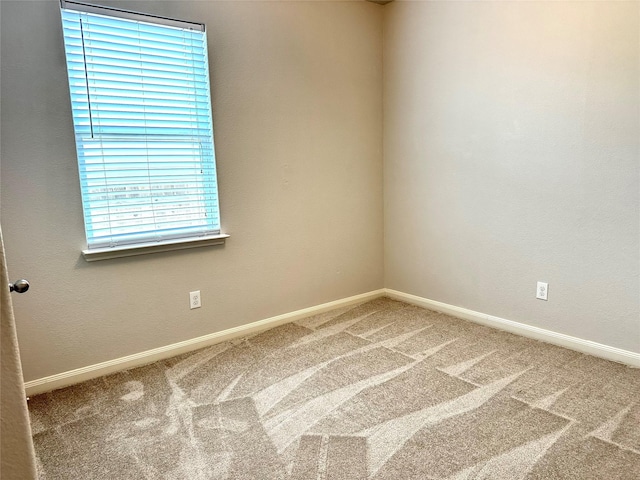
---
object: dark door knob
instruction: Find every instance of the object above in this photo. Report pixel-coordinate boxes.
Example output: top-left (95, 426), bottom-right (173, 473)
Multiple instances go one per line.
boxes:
top-left (9, 279), bottom-right (29, 293)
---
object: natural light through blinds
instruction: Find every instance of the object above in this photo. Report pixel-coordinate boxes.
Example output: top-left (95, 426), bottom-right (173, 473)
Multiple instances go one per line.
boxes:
top-left (60, 1), bottom-right (221, 252)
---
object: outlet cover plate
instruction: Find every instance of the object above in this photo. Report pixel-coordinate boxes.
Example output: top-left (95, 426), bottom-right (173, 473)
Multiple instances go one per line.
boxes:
top-left (190, 290), bottom-right (201, 309)
top-left (536, 282), bottom-right (548, 301)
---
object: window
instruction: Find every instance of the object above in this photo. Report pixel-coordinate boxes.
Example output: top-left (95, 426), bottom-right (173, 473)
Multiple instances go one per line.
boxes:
top-left (60, 0), bottom-right (226, 260)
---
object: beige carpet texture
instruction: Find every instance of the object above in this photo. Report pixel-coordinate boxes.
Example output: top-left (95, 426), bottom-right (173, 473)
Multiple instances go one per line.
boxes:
top-left (29, 297), bottom-right (640, 479)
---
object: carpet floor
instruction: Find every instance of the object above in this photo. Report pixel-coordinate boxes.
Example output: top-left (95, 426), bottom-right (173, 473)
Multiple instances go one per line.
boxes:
top-left (29, 297), bottom-right (640, 479)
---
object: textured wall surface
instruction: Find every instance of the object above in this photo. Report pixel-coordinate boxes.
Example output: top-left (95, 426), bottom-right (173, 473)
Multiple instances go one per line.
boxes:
top-left (0, 0), bottom-right (384, 380)
top-left (384, 1), bottom-right (639, 352)
top-left (2, 0), bottom-right (638, 385)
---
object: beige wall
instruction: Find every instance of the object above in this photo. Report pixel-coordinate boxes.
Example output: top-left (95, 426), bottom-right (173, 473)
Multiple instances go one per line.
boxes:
top-left (0, 0), bottom-right (384, 381)
top-left (2, 0), bottom-right (638, 384)
top-left (384, 1), bottom-right (639, 352)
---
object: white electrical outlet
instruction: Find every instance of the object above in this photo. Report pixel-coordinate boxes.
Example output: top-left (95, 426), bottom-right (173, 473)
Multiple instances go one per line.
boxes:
top-left (536, 282), bottom-right (548, 301)
top-left (190, 290), bottom-right (201, 309)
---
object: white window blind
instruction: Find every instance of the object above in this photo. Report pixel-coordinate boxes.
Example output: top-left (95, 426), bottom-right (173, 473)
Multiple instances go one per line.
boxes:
top-left (60, 1), bottom-right (221, 251)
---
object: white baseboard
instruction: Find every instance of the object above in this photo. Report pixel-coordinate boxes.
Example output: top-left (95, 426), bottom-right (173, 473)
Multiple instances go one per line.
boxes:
top-left (24, 289), bottom-right (386, 396)
top-left (25, 287), bottom-right (638, 396)
top-left (384, 289), bottom-right (640, 368)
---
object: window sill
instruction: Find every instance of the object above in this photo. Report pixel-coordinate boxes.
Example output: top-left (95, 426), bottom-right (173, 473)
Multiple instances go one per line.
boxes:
top-left (82, 234), bottom-right (229, 262)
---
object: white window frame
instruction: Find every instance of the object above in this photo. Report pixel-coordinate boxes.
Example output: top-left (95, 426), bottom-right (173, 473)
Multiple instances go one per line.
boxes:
top-left (60, 0), bottom-right (227, 261)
